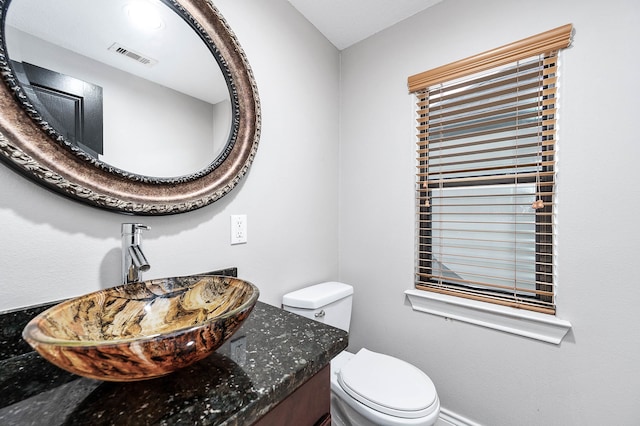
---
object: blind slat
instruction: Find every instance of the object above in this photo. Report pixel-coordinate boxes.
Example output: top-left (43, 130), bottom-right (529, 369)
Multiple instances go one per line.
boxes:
top-left (418, 109), bottom-right (543, 134)
top-left (414, 285), bottom-right (556, 315)
top-left (427, 151), bottom-right (556, 170)
top-left (415, 273), bottom-right (553, 297)
top-left (417, 134), bottom-right (554, 153)
top-left (418, 91), bottom-right (547, 125)
top-left (416, 121), bottom-right (544, 146)
top-left (417, 170), bottom-right (554, 183)
top-left (423, 102), bottom-right (553, 134)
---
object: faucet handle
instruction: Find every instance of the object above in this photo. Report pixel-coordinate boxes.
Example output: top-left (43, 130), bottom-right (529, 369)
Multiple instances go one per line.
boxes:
top-left (122, 223), bottom-right (150, 234)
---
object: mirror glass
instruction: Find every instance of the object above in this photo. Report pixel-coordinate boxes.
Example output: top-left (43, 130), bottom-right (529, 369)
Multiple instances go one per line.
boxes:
top-left (5, 0), bottom-right (231, 178)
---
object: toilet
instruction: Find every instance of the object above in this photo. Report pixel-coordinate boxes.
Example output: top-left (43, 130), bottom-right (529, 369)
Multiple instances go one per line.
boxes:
top-left (282, 282), bottom-right (440, 426)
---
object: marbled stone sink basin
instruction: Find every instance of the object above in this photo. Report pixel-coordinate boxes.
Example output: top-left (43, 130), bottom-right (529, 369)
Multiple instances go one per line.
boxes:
top-left (22, 275), bottom-right (259, 381)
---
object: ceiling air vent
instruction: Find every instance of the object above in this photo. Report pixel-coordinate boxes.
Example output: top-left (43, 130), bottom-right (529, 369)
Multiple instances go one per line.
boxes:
top-left (108, 43), bottom-right (158, 67)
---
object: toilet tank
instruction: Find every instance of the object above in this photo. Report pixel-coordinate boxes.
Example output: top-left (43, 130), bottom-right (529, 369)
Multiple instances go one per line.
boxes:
top-left (282, 282), bottom-right (353, 332)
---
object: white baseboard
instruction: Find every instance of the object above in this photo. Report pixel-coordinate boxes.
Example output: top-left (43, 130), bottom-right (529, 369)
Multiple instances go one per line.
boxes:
top-left (438, 407), bottom-right (483, 426)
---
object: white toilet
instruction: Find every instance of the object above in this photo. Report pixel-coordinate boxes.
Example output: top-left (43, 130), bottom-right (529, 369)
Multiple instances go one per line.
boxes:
top-left (282, 282), bottom-right (440, 426)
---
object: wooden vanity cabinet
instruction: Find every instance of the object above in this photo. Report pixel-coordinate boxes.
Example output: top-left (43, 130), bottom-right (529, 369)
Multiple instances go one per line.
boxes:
top-left (253, 364), bottom-right (331, 426)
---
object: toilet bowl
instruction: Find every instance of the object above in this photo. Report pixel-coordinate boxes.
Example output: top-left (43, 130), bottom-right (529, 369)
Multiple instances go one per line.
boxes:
top-left (282, 282), bottom-right (440, 426)
top-left (331, 349), bottom-right (440, 426)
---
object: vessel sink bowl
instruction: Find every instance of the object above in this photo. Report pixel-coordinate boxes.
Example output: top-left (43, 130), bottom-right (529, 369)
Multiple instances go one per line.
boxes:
top-left (23, 275), bottom-right (259, 382)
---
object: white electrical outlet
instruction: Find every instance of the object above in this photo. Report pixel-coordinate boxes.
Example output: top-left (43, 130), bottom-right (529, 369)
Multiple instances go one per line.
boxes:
top-left (230, 214), bottom-right (247, 245)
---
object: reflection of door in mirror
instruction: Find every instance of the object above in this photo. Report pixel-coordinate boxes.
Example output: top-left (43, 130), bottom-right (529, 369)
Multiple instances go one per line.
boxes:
top-left (5, 0), bottom-right (232, 179)
top-left (12, 61), bottom-right (104, 158)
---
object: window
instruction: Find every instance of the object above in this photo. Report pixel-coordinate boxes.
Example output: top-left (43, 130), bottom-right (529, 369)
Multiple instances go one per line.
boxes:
top-left (408, 25), bottom-right (573, 314)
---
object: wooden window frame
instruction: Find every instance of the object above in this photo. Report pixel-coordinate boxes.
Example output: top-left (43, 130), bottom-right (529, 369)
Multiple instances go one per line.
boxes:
top-left (408, 24), bottom-right (573, 315)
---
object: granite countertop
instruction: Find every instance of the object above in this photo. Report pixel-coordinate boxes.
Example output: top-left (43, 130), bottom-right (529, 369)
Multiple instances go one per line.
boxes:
top-left (0, 300), bottom-right (348, 425)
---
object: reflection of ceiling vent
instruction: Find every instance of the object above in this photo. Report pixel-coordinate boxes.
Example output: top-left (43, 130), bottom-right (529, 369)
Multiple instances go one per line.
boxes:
top-left (108, 43), bottom-right (158, 67)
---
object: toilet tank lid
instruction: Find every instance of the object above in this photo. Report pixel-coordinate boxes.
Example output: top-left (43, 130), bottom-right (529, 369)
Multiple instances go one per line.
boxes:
top-left (282, 282), bottom-right (353, 309)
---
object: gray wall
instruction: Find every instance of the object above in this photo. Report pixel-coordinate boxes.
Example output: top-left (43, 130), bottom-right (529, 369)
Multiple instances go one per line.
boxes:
top-left (0, 0), bottom-right (340, 310)
top-left (339, 0), bottom-right (640, 424)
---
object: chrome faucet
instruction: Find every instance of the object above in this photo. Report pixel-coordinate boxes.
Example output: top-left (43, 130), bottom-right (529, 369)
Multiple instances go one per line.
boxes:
top-left (121, 223), bottom-right (151, 284)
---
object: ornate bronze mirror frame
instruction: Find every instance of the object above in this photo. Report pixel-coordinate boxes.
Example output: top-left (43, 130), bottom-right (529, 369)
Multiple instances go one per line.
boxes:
top-left (0, 0), bottom-right (260, 215)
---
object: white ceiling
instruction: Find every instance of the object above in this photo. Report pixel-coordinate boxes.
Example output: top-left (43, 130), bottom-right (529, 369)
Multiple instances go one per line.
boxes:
top-left (287, 0), bottom-right (444, 50)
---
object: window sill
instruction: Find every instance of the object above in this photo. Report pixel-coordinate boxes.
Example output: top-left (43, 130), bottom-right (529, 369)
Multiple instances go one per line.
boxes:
top-left (404, 289), bottom-right (571, 344)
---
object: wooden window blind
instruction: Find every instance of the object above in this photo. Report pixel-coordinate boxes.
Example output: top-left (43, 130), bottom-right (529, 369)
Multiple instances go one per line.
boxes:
top-left (408, 25), bottom-right (572, 314)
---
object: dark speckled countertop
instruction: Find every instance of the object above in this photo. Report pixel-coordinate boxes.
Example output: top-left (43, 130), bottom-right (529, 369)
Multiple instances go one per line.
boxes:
top-left (0, 299), bottom-right (348, 425)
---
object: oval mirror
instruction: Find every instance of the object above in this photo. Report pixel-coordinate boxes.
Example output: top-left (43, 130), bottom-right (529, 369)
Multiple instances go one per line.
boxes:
top-left (0, 0), bottom-right (260, 215)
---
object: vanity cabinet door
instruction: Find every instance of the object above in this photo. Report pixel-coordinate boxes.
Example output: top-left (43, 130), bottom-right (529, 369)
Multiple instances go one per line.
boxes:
top-left (253, 364), bottom-right (331, 426)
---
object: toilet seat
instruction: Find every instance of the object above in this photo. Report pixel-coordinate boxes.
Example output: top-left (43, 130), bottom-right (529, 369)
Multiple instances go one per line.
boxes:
top-left (337, 348), bottom-right (438, 419)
